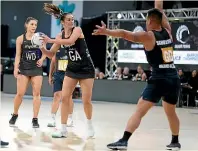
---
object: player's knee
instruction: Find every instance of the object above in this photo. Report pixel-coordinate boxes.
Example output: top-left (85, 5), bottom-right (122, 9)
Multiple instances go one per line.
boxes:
top-left (16, 92), bottom-right (24, 99)
top-left (82, 93), bottom-right (92, 102)
top-left (33, 94), bottom-right (41, 101)
top-left (54, 92), bottom-right (62, 101)
top-left (62, 94), bottom-right (71, 104)
top-left (163, 101), bottom-right (177, 117)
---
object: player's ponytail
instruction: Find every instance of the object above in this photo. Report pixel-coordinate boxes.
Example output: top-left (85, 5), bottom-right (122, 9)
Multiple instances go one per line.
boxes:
top-left (43, 3), bottom-right (64, 19)
top-left (43, 3), bottom-right (71, 22)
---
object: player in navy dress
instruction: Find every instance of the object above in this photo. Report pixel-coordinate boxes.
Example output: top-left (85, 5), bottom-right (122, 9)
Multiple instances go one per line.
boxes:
top-left (93, 0), bottom-right (181, 150)
top-left (47, 42), bottom-right (73, 128)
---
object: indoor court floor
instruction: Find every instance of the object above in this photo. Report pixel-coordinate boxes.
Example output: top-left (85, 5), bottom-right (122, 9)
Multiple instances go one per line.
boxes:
top-left (0, 92), bottom-right (198, 151)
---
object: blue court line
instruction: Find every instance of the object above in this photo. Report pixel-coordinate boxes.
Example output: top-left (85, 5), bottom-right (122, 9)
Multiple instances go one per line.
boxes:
top-left (4, 94), bottom-right (105, 104)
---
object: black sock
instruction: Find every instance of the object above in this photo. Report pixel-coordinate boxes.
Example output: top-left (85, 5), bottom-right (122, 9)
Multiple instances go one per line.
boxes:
top-left (121, 131), bottom-right (132, 142)
top-left (32, 118), bottom-right (38, 121)
top-left (171, 135), bottom-right (179, 143)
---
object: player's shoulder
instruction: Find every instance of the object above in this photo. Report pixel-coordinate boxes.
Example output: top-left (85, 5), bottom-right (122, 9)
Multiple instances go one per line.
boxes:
top-left (143, 31), bottom-right (155, 41)
top-left (16, 34), bottom-right (24, 43)
top-left (73, 27), bottom-right (84, 38)
top-left (73, 26), bottom-right (82, 33)
top-left (143, 31), bottom-right (156, 51)
top-left (17, 34), bottom-right (24, 39)
top-left (147, 31), bottom-right (155, 37)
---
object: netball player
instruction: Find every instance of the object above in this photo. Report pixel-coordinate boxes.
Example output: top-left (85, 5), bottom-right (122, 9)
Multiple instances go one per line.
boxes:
top-left (47, 45), bottom-right (74, 127)
top-left (39, 3), bottom-right (95, 138)
top-left (9, 17), bottom-right (46, 128)
top-left (93, 0), bottom-right (181, 150)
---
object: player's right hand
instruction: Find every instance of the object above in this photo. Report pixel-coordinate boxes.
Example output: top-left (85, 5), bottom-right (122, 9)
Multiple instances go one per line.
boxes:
top-left (48, 76), bottom-right (53, 85)
top-left (92, 21), bottom-right (107, 36)
top-left (14, 68), bottom-right (20, 78)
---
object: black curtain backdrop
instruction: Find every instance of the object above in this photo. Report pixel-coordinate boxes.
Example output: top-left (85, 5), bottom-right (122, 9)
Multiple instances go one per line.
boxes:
top-left (81, 14), bottom-right (107, 73)
top-left (1, 25), bottom-right (9, 57)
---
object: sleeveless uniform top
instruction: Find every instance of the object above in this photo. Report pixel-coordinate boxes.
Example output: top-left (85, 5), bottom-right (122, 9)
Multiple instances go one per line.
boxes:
top-left (144, 28), bottom-right (178, 79)
top-left (19, 34), bottom-right (43, 76)
top-left (62, 28), bottom-right (95, 79)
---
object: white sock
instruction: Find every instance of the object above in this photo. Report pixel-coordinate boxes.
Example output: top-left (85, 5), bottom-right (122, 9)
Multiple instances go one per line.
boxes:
top-left (61, 124), bottom-right (67, 132)
top-left (87, 119), bottom-right (92, 125)
top-left (68, 114), bottom-right (73, 119)
top-left (51, 113), bottom-right (56, 120)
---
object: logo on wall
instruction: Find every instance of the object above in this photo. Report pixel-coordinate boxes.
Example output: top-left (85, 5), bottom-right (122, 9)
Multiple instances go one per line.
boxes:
top-left (175, 25), bottom-right (190, 49)
top-left (56, 0), bottom-right (75, 26)
top-left (131, 25), bottom-right (144, 49)
top-left (51, 0), bottom-right (83, 38)
top-left (133, 26), bottom-right (144, 33)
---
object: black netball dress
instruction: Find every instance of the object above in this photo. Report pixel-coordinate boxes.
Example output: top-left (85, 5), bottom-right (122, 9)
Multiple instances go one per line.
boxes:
top-left (19, 34), bottom-right (43, 76)
top-left (61, 28), bottom-right (95, 79)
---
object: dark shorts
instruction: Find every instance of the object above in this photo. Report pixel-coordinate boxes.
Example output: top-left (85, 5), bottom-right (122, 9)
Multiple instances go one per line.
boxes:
top-left (65, 64), bottom-right (95, 79)
top-left (141, 78), bottom-right (181, 105)
top-left (65, 70), bottom-right (95, 79)
top-left (19, 68), bottom-right (43, 77)
top-left (53, 71), bottom-right (65, 93)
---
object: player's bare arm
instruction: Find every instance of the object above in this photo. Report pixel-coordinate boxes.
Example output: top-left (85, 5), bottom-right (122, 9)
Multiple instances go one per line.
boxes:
top-left (155, 0), bottom-right (172, 34)
top-left (92, 21), bottom-right (155, 51)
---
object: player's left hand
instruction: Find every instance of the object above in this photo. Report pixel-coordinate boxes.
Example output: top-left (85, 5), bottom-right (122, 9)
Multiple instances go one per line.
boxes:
top-left (37, 59), bottom-right (44, 67)
top-left (39, 41), bottom-right (46, 49)
top-left (92, 21), bottom-right (107, 36)
top-left (42, 35), bottom-right (52, 43)
top-left (55, 33), bottom-right (62, 40)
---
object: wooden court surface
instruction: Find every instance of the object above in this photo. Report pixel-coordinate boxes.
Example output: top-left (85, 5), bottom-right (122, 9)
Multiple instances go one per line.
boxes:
top-left (0, 93), bottom-right (198, 151)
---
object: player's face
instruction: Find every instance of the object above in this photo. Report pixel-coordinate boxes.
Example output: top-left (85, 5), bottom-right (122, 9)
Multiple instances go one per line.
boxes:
top-left (117, 67), bottom-right (122, 74)
top-left (26, 20), bottom-right (37, 33)
top-left (178, 70), bottom-right (182, 76)
top-left (63, 14), bottom-right (74, 28)
top-left (192, 70), bottom-right (197, 77)
top-left (146, 17), bottom-right (151, 31)
top-left (123, 67), bottom-right (129, 74)
top-left (137, 66), bottom-right (142, 73)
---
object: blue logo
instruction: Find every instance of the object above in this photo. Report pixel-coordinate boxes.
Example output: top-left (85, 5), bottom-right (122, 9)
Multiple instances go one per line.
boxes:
top-left (184, 53), bottom-right (198, 61)
top-left (174, 55), bottom-right (181, 61)
top-left (56, 0), bottom-right (75, 26)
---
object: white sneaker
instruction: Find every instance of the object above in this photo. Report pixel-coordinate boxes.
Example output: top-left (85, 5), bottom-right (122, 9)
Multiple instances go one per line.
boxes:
top-left (47, 119), bottom-right (56, 127)
top-left (86, 123), bottom-right (95, 138)
top-left (51, 129), bottom-right (67, 138)
top-left (67, 117), bottom-right (73, 127)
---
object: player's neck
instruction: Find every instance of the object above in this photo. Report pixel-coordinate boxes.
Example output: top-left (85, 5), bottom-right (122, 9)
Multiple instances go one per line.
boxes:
top-left (64, 28), bottom-right (72, 35)
top-left (26, 32), bottom-right (34, 38)
top-left (151, 25), bottom-right (162, 31)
